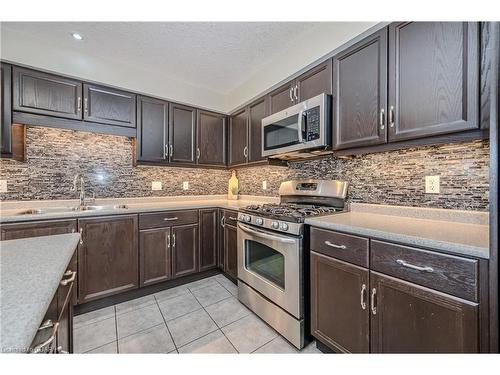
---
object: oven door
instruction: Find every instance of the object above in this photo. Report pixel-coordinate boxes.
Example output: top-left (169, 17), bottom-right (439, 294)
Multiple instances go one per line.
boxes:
top-left (237, 222), bottom-right (303, 319)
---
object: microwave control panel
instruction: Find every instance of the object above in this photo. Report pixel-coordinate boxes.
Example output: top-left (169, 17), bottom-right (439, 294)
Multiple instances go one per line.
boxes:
top-left (305, 106), bottom-right (320, 141)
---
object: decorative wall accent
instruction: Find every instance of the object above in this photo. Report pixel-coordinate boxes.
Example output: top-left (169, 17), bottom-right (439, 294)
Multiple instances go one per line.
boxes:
top-left (0, 126), bottom-right (490, 211)
top-left (236, 140), bottom-right (490, 211)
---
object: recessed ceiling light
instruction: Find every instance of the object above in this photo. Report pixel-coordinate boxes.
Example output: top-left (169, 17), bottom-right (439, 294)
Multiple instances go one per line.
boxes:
top-left (71, 32), bottom-right (83, 41)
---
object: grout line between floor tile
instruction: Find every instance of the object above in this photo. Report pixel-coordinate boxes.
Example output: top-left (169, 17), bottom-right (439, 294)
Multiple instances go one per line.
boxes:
top-left (82, 340), bottom-right (118, 354)
top-left (250, 336), bottom-right (280, 354)
top-left (113, 306), bottom-right (119, 354)
top-left (189, 288), bottom-right (240, 354)
top-left (154, 295), bottom-right (179, 352)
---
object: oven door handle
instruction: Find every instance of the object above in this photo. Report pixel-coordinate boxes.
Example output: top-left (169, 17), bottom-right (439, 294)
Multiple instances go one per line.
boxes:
top-left (238, 223), bottom-right (297, 244)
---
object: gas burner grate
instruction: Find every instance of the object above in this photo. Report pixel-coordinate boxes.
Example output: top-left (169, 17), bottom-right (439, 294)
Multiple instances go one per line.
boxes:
top-left (243, 203), bottom-right (341, 222)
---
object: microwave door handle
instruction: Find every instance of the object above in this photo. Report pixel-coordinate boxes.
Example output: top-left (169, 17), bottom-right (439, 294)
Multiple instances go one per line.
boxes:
top-left (297, 109), bottom-right (304, 143)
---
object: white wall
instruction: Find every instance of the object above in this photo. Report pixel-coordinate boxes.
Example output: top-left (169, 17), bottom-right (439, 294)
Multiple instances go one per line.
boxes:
top-left (0, 26), bottom-right (227, 111)
top-left (225, 22), bottom-right (377, 112)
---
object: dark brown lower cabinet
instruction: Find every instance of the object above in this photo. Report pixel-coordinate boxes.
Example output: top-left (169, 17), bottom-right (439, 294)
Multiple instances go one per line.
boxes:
top-left (224, 223), bottom-right (238, 280)
top-left (199, 209), bottom-right (218, 271)
top-left (78, 215), bottom-right (138, 303)
top-left (172, 223), bottom-right (199, 278)
top-left (139, 227), bottom-right (171, 287)
top-left (370, 271), bottom-right (479, 353)
top-left (310, 251), bottom-right (370, 353)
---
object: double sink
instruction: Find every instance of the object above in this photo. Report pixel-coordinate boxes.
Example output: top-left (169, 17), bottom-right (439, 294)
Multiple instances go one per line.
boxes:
top-left (16, 204), bottom-right (129, 216)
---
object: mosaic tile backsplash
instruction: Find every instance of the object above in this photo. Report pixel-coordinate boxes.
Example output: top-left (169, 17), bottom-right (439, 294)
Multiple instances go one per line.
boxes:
top-left (0, 126), bottom-right (490, 211)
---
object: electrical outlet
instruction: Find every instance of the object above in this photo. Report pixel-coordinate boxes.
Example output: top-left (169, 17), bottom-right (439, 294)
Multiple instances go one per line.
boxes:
top-left (151, 181), bottom-right (162, 191)
top-left (425, 176), bottom-right (440, 194)
top-left (262, 180), bottom-right (267, 190)
top-left (182, 181), bottom-right (189, 190)
top-left (0, 180), bottom-right (7, 193)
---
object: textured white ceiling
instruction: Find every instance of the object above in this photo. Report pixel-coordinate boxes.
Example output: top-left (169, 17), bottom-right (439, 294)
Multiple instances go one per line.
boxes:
top-left (1, 22), bottom-right (318, 94)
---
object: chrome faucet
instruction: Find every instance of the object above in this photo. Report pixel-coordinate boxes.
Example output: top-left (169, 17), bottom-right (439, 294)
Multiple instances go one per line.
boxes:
top-left (71, 174), bottom-right (86, 207)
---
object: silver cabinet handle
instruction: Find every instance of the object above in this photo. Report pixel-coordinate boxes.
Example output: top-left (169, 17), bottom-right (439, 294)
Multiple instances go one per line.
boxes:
top-left (163, 217), bottom-right (178, 221)
top-left (196, 147), bottom-right (200, 160)
top-left (77, 97), bottom-right (82, 112)
top-left (220, 216), bottom-right (225, 228)
top-left (360, 284), bottom-right (367, 310)
top-left (56, 346), bottom-right (69, 354)
top-left (167, 234), bottom-right (171, 249)
top-left (379, 108), bottom-right (385, 130)
top-left (289, 87), bottom-right (293, 102)
top-left (243, 146), bottom-right (248, 158)
top-left (388, 105), bottom-right (395, 128)
top-left (172, 234), bottom-right (176, 248)
top-left (32, 321), bottom-right (59, 353)
top-left (371, 288), bottom-right (377, 315)
top-left (164, 144), bottom-right (169, 159)
top-left (294, 84), bottom-right (298, 101)
top-left (324, 240), bottom-right (346, 249)
top-left (169, 144), bottom-right (173, 157)
top-left (79, 228), bottom-right (83, 245)
top-left (60, 270), bottom-right (76, 286)
top-left (228, 216), bottom-right (238, 221)
top-left (84, 98), bottom-right (88, 113)
top-left (396, 259), bottom-right (434, 273)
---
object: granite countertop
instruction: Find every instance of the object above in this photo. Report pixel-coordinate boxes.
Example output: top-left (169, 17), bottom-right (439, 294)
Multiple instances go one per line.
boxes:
top-left (0, 195), bottom-right (279, 224)
top-left (305, 203), bottom-right (489, 259)
top-left (0, 233), bottom-right (80, 353)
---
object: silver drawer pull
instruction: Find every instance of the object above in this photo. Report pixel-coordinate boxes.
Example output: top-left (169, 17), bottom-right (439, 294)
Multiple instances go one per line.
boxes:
top-left (228, 216), bottom-right (238, 221)
top-left (396, 259), bottom-right (434, 273)
top-left (163, 217), bottom-right (178, 221)
top-left (60, 270), bottom-right (77, 286)
top-left (324, 241), bottom-right (346, 249)
top-left (56, 346), bottom-right (69, 354)
top-left (32, 321), bottom-right (59, 353)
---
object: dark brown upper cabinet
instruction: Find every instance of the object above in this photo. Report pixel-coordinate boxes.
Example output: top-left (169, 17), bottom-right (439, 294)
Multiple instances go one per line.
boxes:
top-left (370, 271), bottom-right (479, 353)
top-left (197, 110), bottom-right (226, 166)
top-left (13, 67), bottom-right (83, 120)
top-left (268, 60), bottom-right (333, 115)
top-left (83, 83), bottom-right (136, 128)
top-left (139, 227), bottom-right (172, 287)
top-left (1, 63), bottom-right (12, 156)
top-left (332, 28), bottom-right (388, 150)
top-left (311, 252), bottom-right (370, 353)
top-left (228, 107), bottom-right (249, 166)
top-left (199, 208), bottom-right (218, 271)
top-left (172, 223), bottom-right (199, 278)
top-left (247, 97), bottom-right (267, 163)
top-left (136, 96), bottom-right (169, 164)
top-left (169, 103), bottom-right (197, 164)
top-left (78, 215), bottom-right (139, 303)
top-left (388, 22), bottom-right (479, 142)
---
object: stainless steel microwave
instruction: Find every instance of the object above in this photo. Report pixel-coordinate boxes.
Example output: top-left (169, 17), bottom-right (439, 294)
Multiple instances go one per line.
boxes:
top-left (261, 93), bottom-right (331, 158)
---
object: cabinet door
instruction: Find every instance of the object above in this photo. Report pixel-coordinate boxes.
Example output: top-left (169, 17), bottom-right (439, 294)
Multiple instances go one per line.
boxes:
top-left (247, 97), bottom-right (267, 163)
top-left (136, 96), bottom-right (168, 163)
top-left (370, 271), bottom-right (479, 353)
top-left (268, 82), bottom-right (295, 114)
top-left (197, 110), bottom-right (226, 166)
top-left (199, 209), bottom-right (218, 271)
top-left (332, 28), bottom-right (388, 150)
top-left (388, 22), bottom-right (479, 141)
top-left (224, 224), bottom-right (238, 280)
top-left (13, 67), bottom-right (82, 120)
top-left (78, 215), bottom-right (138, 303)
top-left (172, 223), bottom-right (199, 278)
top-left (169, 103), bottom-right (197, 164)
top-left (139, 227), bottom-right (171, 287)
top-left (310, 252), bottom-right (370, 353)
top-left (83, 84), bottom-right (136, 128)
top-left (0, 219), bottom-right (77, 240)
top-left (228, 108), bottom-right (248, 166)
top-left (1, 63), bottom-right (12, 155)
top-left (57, 256), bottom-right (76, 353)
top-left (296, 60), bottom-right (333, 102)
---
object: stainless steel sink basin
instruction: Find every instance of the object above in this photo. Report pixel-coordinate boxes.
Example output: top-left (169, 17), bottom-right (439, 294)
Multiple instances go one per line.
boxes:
top-left (15, 204), bottom-right (128, 215)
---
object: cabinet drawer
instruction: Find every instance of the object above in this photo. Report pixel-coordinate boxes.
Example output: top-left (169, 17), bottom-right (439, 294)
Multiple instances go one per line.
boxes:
top-left (139, 210), bottom-right (198, 229)
top-left (223, 210), bottom-right (239, 227)
top-left (370, 240), bottom-right (479, 301)
top-left (310, 227), bottom-right (369, 267)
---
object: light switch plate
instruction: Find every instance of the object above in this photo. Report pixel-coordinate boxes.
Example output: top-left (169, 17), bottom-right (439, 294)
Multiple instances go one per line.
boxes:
top-left (151, 181), bottom-right (162, 191)
top-left (425, 176), bottom-right (440, 194)
top-left (182, 181), bottom-right (189, 190)
top-left (262, 181), bottom-right (267, 190)
top-left (0, 180), bottom-right (7, 193)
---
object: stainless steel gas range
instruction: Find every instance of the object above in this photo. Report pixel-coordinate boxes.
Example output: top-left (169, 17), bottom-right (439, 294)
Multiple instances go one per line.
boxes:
top-left (236, 179), bottom-right (348, 349)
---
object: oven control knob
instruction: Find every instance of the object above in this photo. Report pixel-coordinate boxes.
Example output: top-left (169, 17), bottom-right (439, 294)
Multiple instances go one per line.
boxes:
top-left (280, 223), bottom-right (289, 231)
top-left (255, 218), bottom-right (264, 225)
top-left (271, 221), bottom-right (279, 229)
top-left (244, 215), bottom-right (251, 222)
